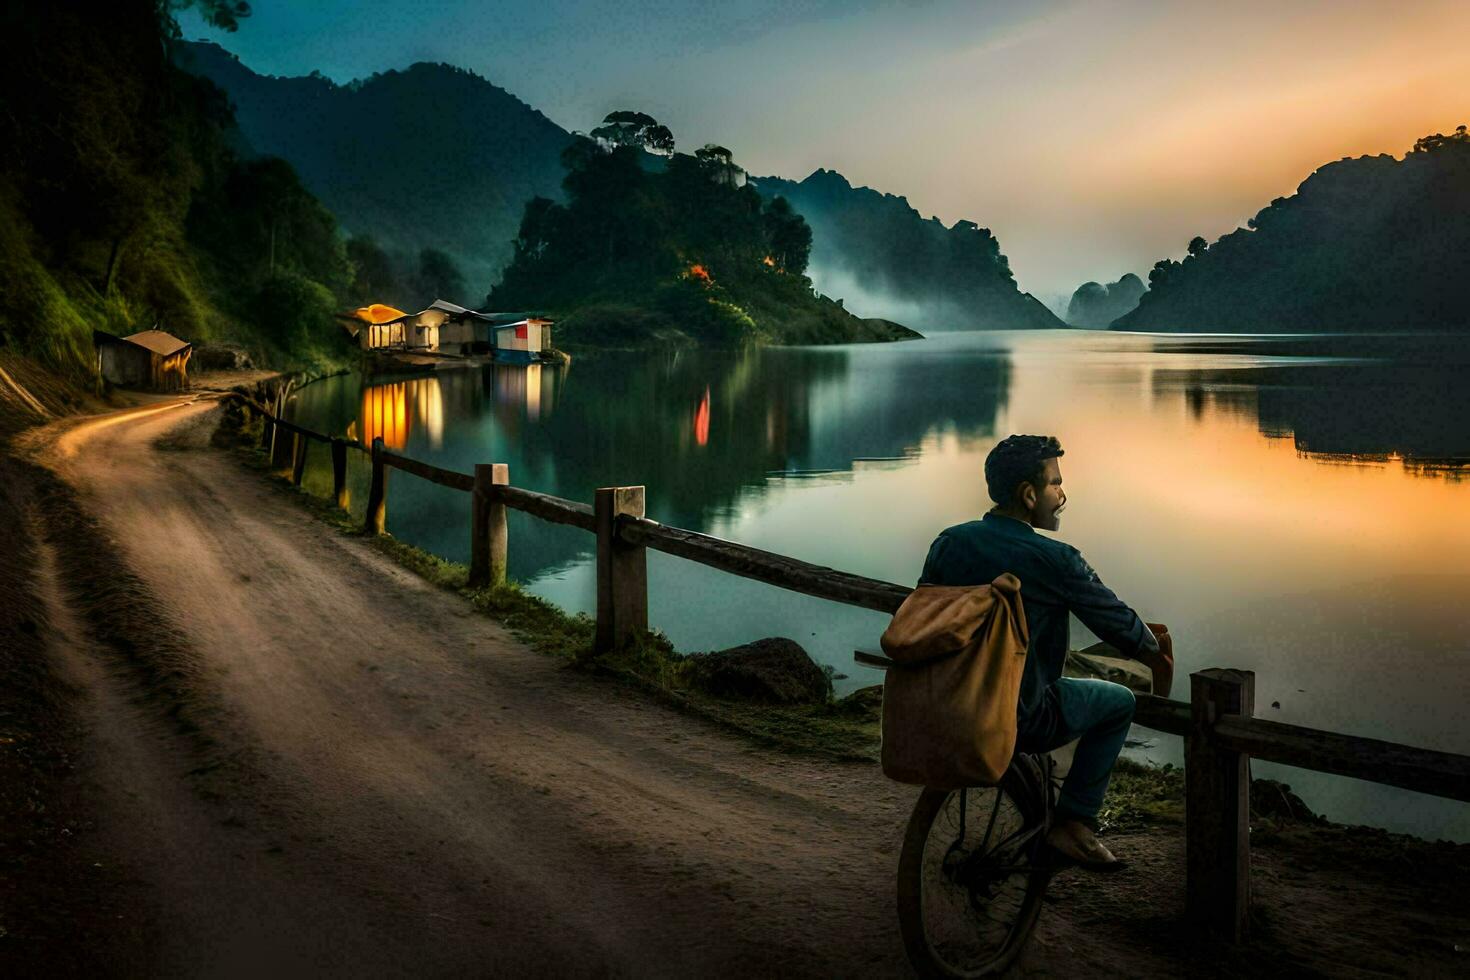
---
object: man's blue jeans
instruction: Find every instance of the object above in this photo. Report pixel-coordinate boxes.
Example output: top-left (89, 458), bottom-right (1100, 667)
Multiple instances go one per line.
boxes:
top-left (1015, 678), bottom-right (1136, 827)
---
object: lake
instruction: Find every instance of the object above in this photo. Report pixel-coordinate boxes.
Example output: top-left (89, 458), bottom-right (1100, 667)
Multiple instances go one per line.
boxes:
top-left (285, 330), bottom-right (1470, 841)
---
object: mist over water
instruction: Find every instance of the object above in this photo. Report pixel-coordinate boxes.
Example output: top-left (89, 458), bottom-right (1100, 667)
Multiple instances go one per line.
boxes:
top-left (806, 262), bottom-right (959, 330)
top-left (288, 330), bottom-right (1470, 841)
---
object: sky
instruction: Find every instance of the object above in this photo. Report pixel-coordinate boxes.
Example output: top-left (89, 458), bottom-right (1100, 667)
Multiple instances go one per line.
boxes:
top-left (180, 0), bottom-right (1470, 300)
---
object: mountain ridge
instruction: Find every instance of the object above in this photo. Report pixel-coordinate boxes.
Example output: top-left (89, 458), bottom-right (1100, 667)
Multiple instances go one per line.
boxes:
top-left (1115, 129), bottom-right (1470, 333)
top-left (751, 169), bottom-right (1063, 330)
top-left (178, 42), bottom-right (1060, 331)
top-left (175, 41), bottom-right (574, 293)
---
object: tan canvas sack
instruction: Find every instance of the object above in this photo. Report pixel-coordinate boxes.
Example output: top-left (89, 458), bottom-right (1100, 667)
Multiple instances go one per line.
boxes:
top-left (878, 573), bottom-right (1029, 787)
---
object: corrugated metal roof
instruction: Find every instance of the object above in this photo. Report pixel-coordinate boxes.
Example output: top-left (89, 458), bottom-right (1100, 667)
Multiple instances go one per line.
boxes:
top-left (429, 300), bottom-right (553, 326)
top-left (123, 330), bottom-right (191, 357)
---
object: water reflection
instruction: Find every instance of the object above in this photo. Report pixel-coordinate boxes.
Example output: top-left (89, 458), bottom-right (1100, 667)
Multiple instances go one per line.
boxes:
top-left (283, 331), bottom-right (1470, 841)
top-left (292, 345), bottom-right (1013, 580)
top-left (352, 378), bottom-right (445, 450)
top-left (1152, 335), bottom-right (1470, 477)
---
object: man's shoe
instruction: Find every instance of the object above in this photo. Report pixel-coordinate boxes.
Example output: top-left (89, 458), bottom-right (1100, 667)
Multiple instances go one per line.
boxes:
top-left (1044, 820), bottom-right (1127, 873)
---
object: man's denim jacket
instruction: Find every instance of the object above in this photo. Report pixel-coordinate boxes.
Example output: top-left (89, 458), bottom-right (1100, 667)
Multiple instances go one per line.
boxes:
top-left (918, 512), bottom-right (1157, 724)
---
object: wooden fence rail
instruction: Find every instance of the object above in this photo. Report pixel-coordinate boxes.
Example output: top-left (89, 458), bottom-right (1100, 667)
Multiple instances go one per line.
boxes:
top-left (616, 515), bottom-right (912, 614)
top-left (226, 391), bottom-right (1468, 946)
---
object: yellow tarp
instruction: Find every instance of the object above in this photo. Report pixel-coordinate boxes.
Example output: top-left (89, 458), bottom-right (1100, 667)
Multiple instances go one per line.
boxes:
top-left (353, 304), bottom-right (409, 324)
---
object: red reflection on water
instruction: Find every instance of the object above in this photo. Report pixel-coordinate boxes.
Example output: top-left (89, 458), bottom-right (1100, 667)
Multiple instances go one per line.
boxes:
top-left (694, 386), bottom-right (711, 446)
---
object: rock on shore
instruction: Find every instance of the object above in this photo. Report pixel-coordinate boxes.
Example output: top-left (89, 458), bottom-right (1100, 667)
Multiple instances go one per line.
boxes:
top-left (684, 637), bottom-right (832, 704)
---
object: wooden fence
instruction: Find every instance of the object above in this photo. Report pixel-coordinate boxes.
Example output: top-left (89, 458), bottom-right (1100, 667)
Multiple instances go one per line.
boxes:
top-left (229, 392), bottom-right (1469, 945)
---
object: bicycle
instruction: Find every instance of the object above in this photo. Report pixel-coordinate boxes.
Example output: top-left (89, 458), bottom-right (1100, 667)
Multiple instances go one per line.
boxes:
top-left (856, 651), bottom-right (1057, 978)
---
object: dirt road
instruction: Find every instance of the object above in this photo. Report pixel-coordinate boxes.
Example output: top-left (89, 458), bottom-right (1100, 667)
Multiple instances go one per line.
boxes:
top-left (10, 398), bottom-right (1466, 978)
top-left (21, 398), bottom-right (919, 976)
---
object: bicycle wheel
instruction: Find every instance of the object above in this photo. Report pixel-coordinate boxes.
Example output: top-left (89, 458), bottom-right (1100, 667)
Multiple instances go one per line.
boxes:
top-left (896, 763), bottom-right (1050, 978)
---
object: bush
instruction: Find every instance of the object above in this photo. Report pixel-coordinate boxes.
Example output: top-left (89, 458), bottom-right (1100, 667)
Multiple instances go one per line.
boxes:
top-left (252, 273), bottom-right (338, 353)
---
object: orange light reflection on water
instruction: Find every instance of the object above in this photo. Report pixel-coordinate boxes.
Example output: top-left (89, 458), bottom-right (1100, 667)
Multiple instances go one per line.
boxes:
top-left (359, 379), bottom-right (444, 450)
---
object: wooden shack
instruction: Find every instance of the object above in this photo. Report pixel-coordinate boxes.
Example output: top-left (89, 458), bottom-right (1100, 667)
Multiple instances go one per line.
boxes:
top-left (93, 329), bottom-right (192, 391)
top-left (490, 318), bottom-right (554, 363)
top-left (424, 300), bottom-right (544, 356)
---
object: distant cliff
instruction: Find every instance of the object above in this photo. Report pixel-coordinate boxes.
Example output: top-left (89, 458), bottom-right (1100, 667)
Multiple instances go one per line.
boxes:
top-left (176, 41), bottom-right (573, 294)
top-left (1067, 273), bottom-right (1144, 328)
top-left (1115, 128), bottom-right (1470, 333)
top-left (750, 170), bottom-right (1063, 331)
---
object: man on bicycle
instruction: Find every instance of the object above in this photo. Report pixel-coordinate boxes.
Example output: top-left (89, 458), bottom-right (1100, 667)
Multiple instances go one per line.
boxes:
top-left (918, 434), bottom-right (1172, 870)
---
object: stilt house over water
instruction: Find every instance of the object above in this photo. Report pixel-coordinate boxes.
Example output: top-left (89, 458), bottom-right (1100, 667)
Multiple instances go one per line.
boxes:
top-left (92, 329), bottom-right (192, 391)
top-left (342, 300), bottom-right (553, 360)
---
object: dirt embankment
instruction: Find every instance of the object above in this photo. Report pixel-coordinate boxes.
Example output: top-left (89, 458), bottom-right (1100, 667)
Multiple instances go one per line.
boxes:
top-left (1, 390), bottom-right (1466, 978)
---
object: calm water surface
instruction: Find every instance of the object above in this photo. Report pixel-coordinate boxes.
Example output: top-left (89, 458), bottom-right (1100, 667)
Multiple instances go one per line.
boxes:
top-left (286, 330), bottom-right (1470, 840)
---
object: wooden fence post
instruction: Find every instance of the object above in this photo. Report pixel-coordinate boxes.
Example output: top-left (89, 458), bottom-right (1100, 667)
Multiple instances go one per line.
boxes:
top-left (259, 404), bottom-right (273, 449)
top-left (1186, 668), bottom-right (1255, 943)
top-left (364, 436), bottom-right (387, 535)
top-left (469, 463), bottom-right (510, 589)
top-left (331, 438), bottom-right (349, 511)
top-left (594, 486), bottom-right (648, 655)
top-left (267, 388), bottom-right (285, 462)
top-left (291, 433), bottom-right (308, 486)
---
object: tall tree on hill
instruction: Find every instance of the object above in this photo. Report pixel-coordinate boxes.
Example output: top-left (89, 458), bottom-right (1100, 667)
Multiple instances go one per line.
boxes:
top-left (590, 111), bottom-right (676, 156)
top-left (762, 196), bottom-right (812, 275)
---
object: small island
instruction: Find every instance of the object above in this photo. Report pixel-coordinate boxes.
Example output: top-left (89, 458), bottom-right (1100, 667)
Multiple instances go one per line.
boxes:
top-left (487, 116), bottom-right (922, 349)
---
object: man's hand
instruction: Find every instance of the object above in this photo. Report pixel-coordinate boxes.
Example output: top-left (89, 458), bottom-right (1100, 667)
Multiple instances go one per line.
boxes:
top-left (1140, 623), bottom-right (1174, 698)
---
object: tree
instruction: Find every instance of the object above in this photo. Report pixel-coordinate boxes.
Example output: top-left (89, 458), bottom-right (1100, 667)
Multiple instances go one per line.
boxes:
top-left (762, 196), bottom-right (812, 275)
top-left (1148, 259), bottom-right (1181, 289)
top-left (345, 234), bottom-right (400, 305)
top-left (189, 156), bottom-right (348, 292)
top-left (589, 110), bottom-right (675, 156)
top-left (695, 144), bottom-right (733, 167)
top-left (1411, 124), bottom-right (1469, 154)
top-left (511, 196), bottom-right (561, 264)
top-left (253, 272), bottom-right (337, 351)
top-left (158, 1), bottom-right (252, 37)
top-left (1187, 236), bottom-right (1209, 257)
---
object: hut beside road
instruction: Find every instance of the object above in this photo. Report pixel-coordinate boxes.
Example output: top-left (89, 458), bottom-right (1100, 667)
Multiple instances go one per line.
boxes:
top-left (93, 329), bottom-right (192, 391)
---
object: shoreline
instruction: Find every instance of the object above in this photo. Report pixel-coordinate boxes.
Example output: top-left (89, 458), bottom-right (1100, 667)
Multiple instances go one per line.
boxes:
top-left (0, 389), bottom-right (1465, 974)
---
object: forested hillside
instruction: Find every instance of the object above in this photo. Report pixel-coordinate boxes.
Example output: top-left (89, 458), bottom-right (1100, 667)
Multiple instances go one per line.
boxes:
top-left (490, 132), bottom-right (919, 347)
top-left (749, 170), bottom-right (1062, 330)
top-left (0, 2), bottom-right (354, 381)
top-left (1116, 129), bottom-right (1470, 332)
top-left (176, 41), bottom-right (573, 295)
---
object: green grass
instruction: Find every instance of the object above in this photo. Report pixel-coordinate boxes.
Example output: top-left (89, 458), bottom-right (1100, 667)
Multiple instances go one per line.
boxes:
top-left (1098, 758), bottom-right (1186, 831)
